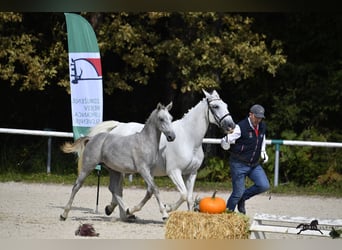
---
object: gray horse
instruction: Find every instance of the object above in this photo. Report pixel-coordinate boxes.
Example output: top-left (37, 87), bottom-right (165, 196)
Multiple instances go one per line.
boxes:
top-left (60, 102), bottom-right (175, 221)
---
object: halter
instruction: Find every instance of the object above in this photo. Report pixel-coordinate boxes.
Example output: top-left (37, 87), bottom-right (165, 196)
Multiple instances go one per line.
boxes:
top-left (206, 98), bottom-right (231, 128)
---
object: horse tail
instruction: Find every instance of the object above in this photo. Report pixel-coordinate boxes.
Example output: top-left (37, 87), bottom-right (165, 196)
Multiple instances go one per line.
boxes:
top-left (87, 120), bottom-right (119, 137)
top-left (61, 137), bottom-right (90, 174)
top-left (61, 137), bottom-right (90, 154)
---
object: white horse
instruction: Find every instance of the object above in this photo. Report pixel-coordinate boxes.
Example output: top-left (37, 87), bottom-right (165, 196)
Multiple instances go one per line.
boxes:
top-left (60, 102), bottom-right (175, 221)
top-left (87, 90), bottom-right (235, 219)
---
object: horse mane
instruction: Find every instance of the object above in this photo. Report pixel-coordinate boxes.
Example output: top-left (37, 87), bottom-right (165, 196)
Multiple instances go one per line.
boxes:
top-left (144, 106), bottom-right (159, 125)
top-left (180, 91), bottom-right (220, 120)
top-left (180, 98), bottom-right (207, 121)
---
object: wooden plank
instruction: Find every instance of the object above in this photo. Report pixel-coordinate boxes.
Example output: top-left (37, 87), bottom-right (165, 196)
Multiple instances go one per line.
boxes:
top-left (249, 213), bottom-right (342, 239)
top-left (250, 219), bottom-right (266, 239)
top-left (250, 224), bottom-right (331, 237)
top-left (253, 213), bottom-right (342, 226)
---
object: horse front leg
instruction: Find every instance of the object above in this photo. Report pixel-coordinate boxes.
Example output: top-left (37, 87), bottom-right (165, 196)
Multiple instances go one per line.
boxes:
top-left (128, 184), bottom-right (153, 214)
top-left (184, 172), bottom-right (197, 211)
top-left (138, 169), bottom-right (168, 220)
top-left (165, 170), bottom-right (188, 212)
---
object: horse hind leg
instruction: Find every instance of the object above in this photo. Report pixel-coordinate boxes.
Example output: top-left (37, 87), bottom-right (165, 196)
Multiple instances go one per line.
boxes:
top-left (60, 134), bottom-right (107, 221)
top-left (112, 193), bottom-right (136, 222)
top-left (60, 170), bottom-right (90, 221)
top-left (105, 170), bottom-right (121, 216)
top-left (106, 170), bottom-right (136, 222)
top-left (60, 151), bottom-right (99, 221)
top-left (105, 170), bottom-right (134, 221)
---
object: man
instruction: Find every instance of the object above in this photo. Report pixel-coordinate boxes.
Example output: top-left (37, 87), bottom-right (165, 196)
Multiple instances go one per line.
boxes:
top-left (221, 104), bottom-right (270, 214)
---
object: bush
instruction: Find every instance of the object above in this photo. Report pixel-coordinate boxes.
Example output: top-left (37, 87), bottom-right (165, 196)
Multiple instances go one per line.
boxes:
top-left (0, 134), bottom-right (76, 175)
top-left (273, 128), bottom-right (342, 186)
top-left (197, 157), bottom-right (230, 182)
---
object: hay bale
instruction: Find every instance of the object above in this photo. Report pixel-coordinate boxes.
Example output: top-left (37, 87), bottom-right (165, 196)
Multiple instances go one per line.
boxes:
top-left (165, 211), bottom-right (249, 239)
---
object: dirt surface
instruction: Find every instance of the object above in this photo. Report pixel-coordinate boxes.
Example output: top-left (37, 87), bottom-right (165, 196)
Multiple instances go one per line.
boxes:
top-left (0, 181), bottom-right (341, 239)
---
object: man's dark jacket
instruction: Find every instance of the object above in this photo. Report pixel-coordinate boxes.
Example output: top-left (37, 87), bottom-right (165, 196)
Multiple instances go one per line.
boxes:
top-left (229, 117), bottom-right (266, 166)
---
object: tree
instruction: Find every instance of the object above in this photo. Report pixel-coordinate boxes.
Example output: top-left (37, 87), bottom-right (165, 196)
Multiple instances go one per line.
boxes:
top-left (84, 12), bottom-right (286, 95)
top-left (0, 12), bottom-right (68, 91)
top-left (248, 13), bottom-right (342, 137)
top-left (1, 12), bottom-right (286, 119)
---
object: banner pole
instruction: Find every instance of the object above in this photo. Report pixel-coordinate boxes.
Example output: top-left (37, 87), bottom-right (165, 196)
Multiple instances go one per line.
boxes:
top-left (95, 166), bottom-right (101, 213)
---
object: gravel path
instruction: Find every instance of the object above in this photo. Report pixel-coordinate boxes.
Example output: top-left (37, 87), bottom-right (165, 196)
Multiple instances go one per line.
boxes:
top-left (0, 181), bottom-right (341, 239)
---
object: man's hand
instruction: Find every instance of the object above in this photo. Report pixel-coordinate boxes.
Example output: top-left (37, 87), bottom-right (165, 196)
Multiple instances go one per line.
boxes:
top-left (220, 136), bottom-right (230, 150)
top-left (261, 151), bottom-right (268, 163)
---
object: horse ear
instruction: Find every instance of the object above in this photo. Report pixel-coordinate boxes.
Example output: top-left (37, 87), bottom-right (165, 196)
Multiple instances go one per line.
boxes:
top-left (202, 89), bottom-right (219, 98)
top-left (157, 102), bottom-right (163, 110)
top-left (202, 89), bottom-right (210, 97)
top-left (166, 101), bottom-right (173, 111)
top-left (211, 89), bottom-right (219, 96)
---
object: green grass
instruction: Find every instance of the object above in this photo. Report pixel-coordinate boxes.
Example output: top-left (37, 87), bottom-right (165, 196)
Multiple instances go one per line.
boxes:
top-left (1, 172), bottom-right (341, 198)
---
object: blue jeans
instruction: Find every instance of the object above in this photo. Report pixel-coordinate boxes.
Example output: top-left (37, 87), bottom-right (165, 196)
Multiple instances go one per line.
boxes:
top-left (227, 160), bottom-right (270, 212)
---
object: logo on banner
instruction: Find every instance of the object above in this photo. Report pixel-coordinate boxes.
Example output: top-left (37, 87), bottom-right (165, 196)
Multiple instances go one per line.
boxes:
top-left (70, 57), bottom-right (102, 84)
top-left (68, 53), bottom-right (103, 129)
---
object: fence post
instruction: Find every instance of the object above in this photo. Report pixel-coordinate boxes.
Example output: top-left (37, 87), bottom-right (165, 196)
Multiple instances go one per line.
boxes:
top-left (47, 136), bottom-right (52, 174)
top-left (271, 139), bottom-right (283, 187)
top-left (44, 128), bottom-right (53, 174)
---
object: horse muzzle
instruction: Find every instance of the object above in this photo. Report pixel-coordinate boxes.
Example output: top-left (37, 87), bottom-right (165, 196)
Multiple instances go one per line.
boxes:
top-left (165, 131), bottom-right (176, 142)
top-left (221, 118), bottom-right (236, 134)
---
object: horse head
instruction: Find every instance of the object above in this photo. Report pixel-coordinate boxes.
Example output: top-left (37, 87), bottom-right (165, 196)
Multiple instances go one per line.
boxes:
top-left (156, 102), bottom-right (176, 142)
top-left (202, 89), bottom-right (236, 133)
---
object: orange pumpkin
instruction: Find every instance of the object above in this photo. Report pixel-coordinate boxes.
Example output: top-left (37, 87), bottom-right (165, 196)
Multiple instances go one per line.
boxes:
top-left (199, 190), bottom-right (226, 214)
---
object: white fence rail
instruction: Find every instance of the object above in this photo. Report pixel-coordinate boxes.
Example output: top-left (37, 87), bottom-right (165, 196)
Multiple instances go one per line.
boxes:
top-left (203, 138), bottom-right (342, 147)
top-left (0, 128), bottom-right (73, 138)
top-left (1, 128), bottom-right (342, 186)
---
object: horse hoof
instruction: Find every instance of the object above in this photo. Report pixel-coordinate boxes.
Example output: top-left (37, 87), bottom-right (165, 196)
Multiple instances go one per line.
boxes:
top-left (60, 215), bottom-right (66, 221)
top-left (121, 214), bottom-right (136, 223)
top-left (164, 203), bottom-right (171, 212)
top-left (124, 209), bottom-right (136, 222)
top-left (127, 214), bottom-right (136, 222)
top-left (105, 205), bottom-right (113, 216)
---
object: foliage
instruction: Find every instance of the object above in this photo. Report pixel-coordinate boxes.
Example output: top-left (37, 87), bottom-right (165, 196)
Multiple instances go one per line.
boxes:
top-left (0, 12), bottom-right (68, 91)
top-left (197, 157), bottom-right (230, 182)
top-left (0, 134), bottom-right (76, 175)
top-left (0, 12), bottom-right (286, 95)
top-left (92, 12), bottom-right (286, 94)
top-left (259, 13), bottom-right (342, 138)
top-left (273, 128), bottom-right (342, 186)
top-left (316, 167), bottom-right (342, 188)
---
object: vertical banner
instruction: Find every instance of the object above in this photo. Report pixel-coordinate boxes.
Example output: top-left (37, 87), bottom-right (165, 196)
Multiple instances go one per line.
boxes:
top-left (64, 13), bottom-right (103, 140)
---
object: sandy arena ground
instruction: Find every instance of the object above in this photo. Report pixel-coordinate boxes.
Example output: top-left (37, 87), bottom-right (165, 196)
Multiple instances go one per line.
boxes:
top-left (0, 181), bottom-right (341, 239)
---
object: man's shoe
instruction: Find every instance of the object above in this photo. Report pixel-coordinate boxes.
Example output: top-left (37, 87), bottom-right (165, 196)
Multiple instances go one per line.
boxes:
top-left (237, 199), bottom-right (246, 214)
